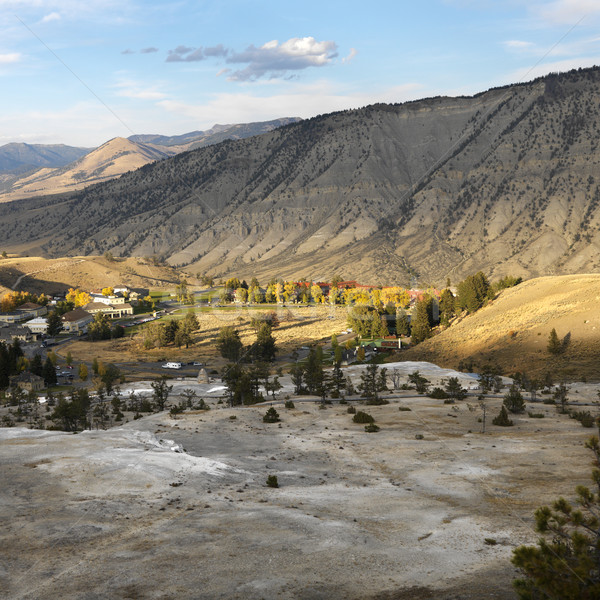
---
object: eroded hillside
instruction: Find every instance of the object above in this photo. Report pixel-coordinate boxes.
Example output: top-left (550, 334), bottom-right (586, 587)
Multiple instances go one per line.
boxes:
top-left (3, 68), bottom-right (600, 285)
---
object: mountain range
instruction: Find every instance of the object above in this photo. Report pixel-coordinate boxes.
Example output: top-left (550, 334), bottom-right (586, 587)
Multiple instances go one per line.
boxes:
top-left (0, 118), bottom-right (299, 201)
top-left (2, 67), bottom-right (600, 286)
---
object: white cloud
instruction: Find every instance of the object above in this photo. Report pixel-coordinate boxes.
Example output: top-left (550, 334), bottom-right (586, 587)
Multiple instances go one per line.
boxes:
top-left (0, 52), bottom-right (20, 64)
top-left (504, 40), bottom-right (534, 51)
top-left (113, 79), bottom-right (168, 100)
top-left (342, 48), bottom-right (358, 63)
top-left (535, 0), bottom-right (600, 24)
top-left (225, 36), bottom-right (338, 81)
top-left (40, 11), bottom-right (61, 23)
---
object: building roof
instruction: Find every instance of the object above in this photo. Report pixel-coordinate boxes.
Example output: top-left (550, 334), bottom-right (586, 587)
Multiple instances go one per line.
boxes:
top-left (27, 317), bottom-right (48, 325)
top-left (10, 371), bottom-right (44, 384)
top-left (18, 302), bottom-right (43, 310)
top-left (84, 302), bottom-right (111, 310)
top-left (62, 308), bottom-right (92, 322)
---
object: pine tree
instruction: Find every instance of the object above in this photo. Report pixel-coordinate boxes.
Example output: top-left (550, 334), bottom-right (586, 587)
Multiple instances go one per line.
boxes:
top-left (492, 405), bottom-right (513, 426)
top-left (43, 357), bottom-right (57, 387)
top-left (411, 298), bottom-right (433, 344)
top-left (547, 328), bottom-right (562, 354)
top-left (503, 383), bottom-right (525, 413)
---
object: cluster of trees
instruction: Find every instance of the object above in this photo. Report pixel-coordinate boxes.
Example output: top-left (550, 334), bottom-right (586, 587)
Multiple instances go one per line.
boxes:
top-left (87, 313), bottom-right (125, 341)
top-left (142, 311), bottom-right (199, 349)
top-left (65, 287), bottom-right (92, 307)
top-left (215, 321), bottom-right (277, 363)
top-left (0, 291), bottom-right (49, 312)
top-left (0, 339), bottom-right (27, 388)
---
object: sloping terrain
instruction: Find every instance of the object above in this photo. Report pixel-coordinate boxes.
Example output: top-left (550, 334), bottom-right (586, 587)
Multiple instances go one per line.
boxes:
top-left (0, 119), bottom-right (299, 202)
top-left (1, 375), bottom-right (594, 599)
top-left (0, 138), bottom-right (173, 202)
top-left (2, 68), bottom-right (600, 284)
top-left (0, 255), bottom-right (181, 295)
top-left (0, 142), bottom-right (90, 174)
top-left (403, 274), bottom-right (600, 380)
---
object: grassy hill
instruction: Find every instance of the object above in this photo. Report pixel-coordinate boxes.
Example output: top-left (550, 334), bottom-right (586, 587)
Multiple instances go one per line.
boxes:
top-left (402, 274), bottom-right (600, 381)
top-left (0, 255), bottom-right (182, 296)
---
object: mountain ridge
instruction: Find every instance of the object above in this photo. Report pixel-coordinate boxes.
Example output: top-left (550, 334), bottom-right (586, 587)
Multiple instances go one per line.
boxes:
top-left (2, 67), bottom-right (600, 285)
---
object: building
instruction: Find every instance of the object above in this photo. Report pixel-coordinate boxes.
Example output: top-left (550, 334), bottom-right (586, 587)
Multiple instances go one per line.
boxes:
top-left (9, 371), bottom-right (45, 392)
top-left (61, 308), bottom-right (93, 333)
top-left (0, 325), bottom-right (32, 343)
top-left (17, 302), bottom-right (48, 318)
top-left (26, 317), bottom-right (48, 335)
top-left (83, 301), bottom-right (133, 319)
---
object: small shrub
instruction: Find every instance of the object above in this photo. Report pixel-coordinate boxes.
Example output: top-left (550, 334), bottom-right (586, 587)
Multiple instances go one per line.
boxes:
top-left (484, 538), bottom-right (497, 546)
top-left (429, 387), bottom-right (449, 399)
top-left (443, 398), bottom-right (455, 404)
top-left (364, 423), bottom-right (380, 433)
top-left (229, 415), bottom-right (237, 420)
top-left (266, 475), bottom-right (279, 488)
top-left (347, 406), bottom-right (356, 414)
top-left (415, 433), bottom-right (424, 440)
top-left (398, 406), bottom-right (411, 411)
top-left (263, 407), bottom-right (280, 423)
top-left (366, 398), bottom-right (389, 406)
top-left (284, 400), bottom-right (295, 409)
top-left (527, 412), bottom-right (545, 419)
top-left (570, 410), bottom-right (595, 427)
top-left (353, 410), bottom-right (374, 424)
top-left (492, 405), bottom-right (513, 426)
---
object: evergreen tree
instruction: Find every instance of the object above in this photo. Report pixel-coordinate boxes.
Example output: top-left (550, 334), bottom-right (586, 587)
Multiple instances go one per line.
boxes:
top-left (512, 432), bottom-right (600, 598)
top-left (304, 347), bottom-right (324, 395)
top-left (492, 405), bottom-right (513, 426)
top-left (253, 323), bottom-right (277, 362)
top-left (216, 326), bottom-right (243, 361)
top-left (30, 353), bottom-right (43, 377)
top-left (395, 311), bottom-right (411, 337)
top-left (547, 328), bottom-right (562, 354)
top-left (411, 297), bottom-right (433, 344)
top-left (503, 383), bottom-right (525, 413)
top-left (444, 377), bottom-right (468, 401)
top-left (330, 360), bottom-right (346, 398)
top-left (439, 288), bottom-right (455, 326)
top-left (46, 310), bottom-right (63, 336)
top-left (290, 363), bottom-right (306, 395)
top-left (43, 357), bottom-right (57, 387)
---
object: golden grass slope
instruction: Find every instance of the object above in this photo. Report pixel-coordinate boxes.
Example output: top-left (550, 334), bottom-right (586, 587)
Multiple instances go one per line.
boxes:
top-left (0, 137), bottom-right (172, 202)
top-left (402, 274), bottom-right (600, 381)
top-left (0, 255), bottom-right (181, 295)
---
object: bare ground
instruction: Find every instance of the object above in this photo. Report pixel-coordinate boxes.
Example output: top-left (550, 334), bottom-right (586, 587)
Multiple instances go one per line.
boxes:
top-left (1, 370), bottom-right (596, 599)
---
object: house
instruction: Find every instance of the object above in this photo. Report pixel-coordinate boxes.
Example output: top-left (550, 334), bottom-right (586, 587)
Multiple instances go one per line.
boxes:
top-left (61, 308), bottom-right (93, 333)
top-left (0, 311), bottom-right (29, 324)
top-left (26, 317), bottom-right (48, 335)
top-left (89, 293), bottom-right (127, 306)
top-left (17, 302), bottom-right (47, 318)
top-left (83, 301), bottom-right (133, 319)
top-left (9, 371), bottom-right (45, 392)
top-left (0, 325), bottom-right (32, 343)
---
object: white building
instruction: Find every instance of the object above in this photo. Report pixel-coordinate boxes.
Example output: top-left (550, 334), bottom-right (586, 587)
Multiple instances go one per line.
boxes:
top-left (26, 317), bottom-right (48, 335)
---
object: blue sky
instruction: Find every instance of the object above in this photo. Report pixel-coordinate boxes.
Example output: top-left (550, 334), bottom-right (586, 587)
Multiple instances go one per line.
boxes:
top-left (1, 0), bottom-right (600, 147)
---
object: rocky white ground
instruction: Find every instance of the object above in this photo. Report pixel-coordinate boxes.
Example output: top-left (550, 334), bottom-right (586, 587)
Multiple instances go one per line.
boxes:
top-left (1, 361), bottom-right (597, 599)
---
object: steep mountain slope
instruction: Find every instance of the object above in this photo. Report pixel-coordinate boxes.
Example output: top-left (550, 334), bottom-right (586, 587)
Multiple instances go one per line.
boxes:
top-left (3, 67), bottom-right (600, 284)
top-left (402, 274), bottom-right (600, 381)
top-left (0, 143), bottom-right (90, 174)
top-left (0, 138), bottom-right (173, 201)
